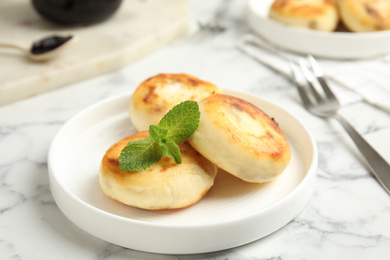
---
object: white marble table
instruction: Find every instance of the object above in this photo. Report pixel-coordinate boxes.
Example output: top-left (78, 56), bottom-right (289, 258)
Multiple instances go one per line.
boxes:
top-left (1, 1), bottom-right (390, 259)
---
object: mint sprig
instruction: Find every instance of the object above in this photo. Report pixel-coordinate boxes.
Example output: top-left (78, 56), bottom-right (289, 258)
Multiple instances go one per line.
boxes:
top-left (119, 101), bottom-right (200, 172)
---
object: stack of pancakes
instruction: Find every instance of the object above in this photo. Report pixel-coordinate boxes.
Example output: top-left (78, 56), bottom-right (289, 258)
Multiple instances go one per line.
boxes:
top-left (99, 74), bottom-right (291, 210)
top-left (269, 0), bottom-right (390, 32)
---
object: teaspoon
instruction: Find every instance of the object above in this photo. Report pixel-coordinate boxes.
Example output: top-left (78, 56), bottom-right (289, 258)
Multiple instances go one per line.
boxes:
top-left (0, 35), bottom-right (75, 61)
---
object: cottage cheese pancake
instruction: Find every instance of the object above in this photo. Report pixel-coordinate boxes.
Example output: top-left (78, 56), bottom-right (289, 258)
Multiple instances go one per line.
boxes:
top-left (129, 73), bottom-right (223, 131)
top-left (339, 0), bottom-right (390, 32)
top-left (99, 131), bottom-right (217, 210)
top-left (269, 0), bottom-right (339, 31)
top-left (189, 94), bottom-right (291, 183)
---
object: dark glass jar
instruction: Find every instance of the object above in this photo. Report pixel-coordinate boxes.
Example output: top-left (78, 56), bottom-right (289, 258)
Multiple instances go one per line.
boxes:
top-left (31, 0), bottom-right (123, 25)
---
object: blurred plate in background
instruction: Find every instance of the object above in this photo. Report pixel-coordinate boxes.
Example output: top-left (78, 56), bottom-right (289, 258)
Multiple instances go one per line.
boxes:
top-left (247, 0), bottom-right (390, 59)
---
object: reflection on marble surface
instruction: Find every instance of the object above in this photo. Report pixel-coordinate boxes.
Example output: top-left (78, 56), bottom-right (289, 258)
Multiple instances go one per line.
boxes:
top-left (1, 0), bottom-right (390, 259)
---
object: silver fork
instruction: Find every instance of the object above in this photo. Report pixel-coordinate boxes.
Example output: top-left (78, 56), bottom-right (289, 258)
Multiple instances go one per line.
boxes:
top-left (290, 55), bottom-right (390, 195)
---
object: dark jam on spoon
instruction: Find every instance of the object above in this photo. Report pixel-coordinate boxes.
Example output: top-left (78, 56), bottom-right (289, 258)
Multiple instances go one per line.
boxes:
top-left (30, 36), bottom-right (73, 55)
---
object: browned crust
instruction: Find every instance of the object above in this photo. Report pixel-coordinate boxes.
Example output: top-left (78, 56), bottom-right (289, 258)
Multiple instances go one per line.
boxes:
top-left (134, 73), bottom-right (220, 107)
top-left (101, 132), bottom-right (214, 180)
top-left (101, 131), bottom-right (151, 182)
top-left (270, 0), bottom-right (337, 18)
top-left (201, 94), bottom-right (289, 161)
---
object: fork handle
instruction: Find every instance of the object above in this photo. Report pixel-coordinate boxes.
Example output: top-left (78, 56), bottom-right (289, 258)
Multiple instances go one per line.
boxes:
top-left (333, 113), bottom-right (390, 195)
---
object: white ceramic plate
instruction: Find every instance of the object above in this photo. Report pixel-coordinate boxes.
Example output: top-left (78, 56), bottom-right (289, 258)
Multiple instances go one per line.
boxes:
top-left (247, 0), bottom-right (390, 59)
top-left (48, 90), bottom-right (317, 254)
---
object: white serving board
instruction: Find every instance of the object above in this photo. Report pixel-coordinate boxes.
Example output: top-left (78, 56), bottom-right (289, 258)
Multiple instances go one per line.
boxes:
top-left (0, 0), bottom-right (190, 106)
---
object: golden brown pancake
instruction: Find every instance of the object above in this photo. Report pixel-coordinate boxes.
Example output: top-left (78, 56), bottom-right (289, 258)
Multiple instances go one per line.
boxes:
top-left (129, 73), bottom-right (223, 131)
top-left (99, 131), bottom-right (218, 210)
top-left (189, 94), bottom-right (291, 183)
top-left (269, 0), bottom-right (340, 32)
top-left (338, 0), bottom-right (390, 32)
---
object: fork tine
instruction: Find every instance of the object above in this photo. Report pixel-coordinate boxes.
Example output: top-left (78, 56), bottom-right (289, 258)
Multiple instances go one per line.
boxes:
top-left (298, 58), bottom-right (323, 102)
top-left (306, 55), bottom-right (323, 76)
top-left (289, 60), bottom-right (313, 109)
top-left (307, 55), bottom-right (338, 101)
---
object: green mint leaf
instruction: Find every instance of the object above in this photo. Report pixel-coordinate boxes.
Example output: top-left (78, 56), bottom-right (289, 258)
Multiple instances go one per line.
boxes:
top-left (118, 100), bottom-right (201, 172)
top-left (158, 100), bottom-right (200, 143)
top-left (150, 125), bottom-right (181, 163)
top-left (119, 137), bottom-right (162, 172)
top-left (149, 125), bottom-right (168, 142)
top-left (160, 140), bottom-right (182, 164)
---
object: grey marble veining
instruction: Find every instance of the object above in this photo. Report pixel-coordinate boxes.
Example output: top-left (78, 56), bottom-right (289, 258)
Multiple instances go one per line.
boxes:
top-left (1, 1), bottom-right (390, 259)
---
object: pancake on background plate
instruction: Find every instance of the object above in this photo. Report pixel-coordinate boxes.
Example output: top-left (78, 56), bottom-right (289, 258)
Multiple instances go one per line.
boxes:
top-left (269, 0), bottom-right (340, 31)
top-left (339, 0), bottom-right (390, 32)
